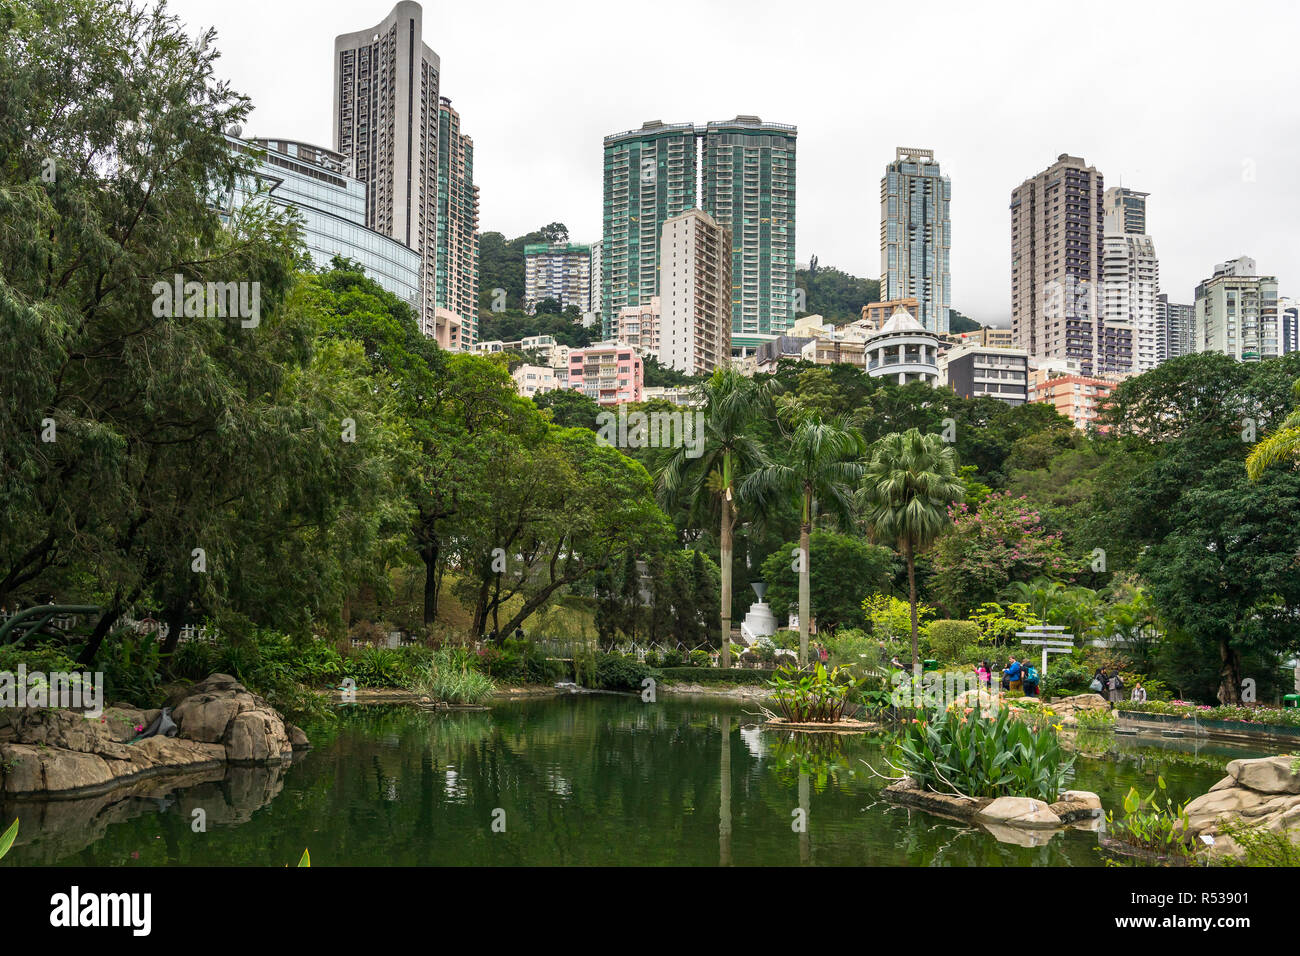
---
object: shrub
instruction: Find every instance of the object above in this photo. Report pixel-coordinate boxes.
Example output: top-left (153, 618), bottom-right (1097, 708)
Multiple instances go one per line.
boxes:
top-left (656, 667), bottom-right (773, 685)
top-left (591, 653), bottom-right (652, 691)
top-left (689, 649), bottom-right (712, 668)
top-left (893, 702), bottom-right (1075, 802)
top-left (643, 650), bottom-right (660, 668)
top-left (927, 620), bottom-right (981, 663)
top-left (403, 649), bottom-right (495, 705)
top-left (661, 649), bottom-right (684, 667)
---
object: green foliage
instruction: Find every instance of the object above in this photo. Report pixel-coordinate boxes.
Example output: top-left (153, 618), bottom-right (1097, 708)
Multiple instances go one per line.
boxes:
top-left (893, 703), bottom-right (1075, 802)
top-left (926, 620), bottom-right (981, 662)
top-left (655, 667), bottom-right (773, 685)
top-left (476, 638), bottom-right (565, 685)
top-left (760, 531), bottom-right (895, 633)
top-left (0, 818), bottom-right (17, 860)
top-left (767, 662), bottom-right (862, 723)
top-left (863, 593), bottom-right (934, 641)
top-left (1217, 820), bottom-right (1300, 866)
top-left (1103, 778), bottom-right (1192, 863)
top-left (402, 649), bottom-right (496, 705)
top-left (591, 653), bottom-right (653, 691)
top-left (794, 263), bottom-right (879, 323)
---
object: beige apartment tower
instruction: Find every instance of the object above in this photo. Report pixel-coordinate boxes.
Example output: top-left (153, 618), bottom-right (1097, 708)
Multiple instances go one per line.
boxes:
top-left (1010, 154), bottom-right (1106, 375)
top-left (334, 1), bottom-right (441, 335)
top-left (660, 210), bottom-right (732, 375)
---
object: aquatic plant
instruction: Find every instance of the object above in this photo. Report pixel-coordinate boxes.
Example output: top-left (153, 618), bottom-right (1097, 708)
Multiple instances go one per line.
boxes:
top-left (402, 650), bottom-right (496, 705)
top-left (892, 702), bottom-right (1074, 802)
top-left (766, 662), bottom-right (862, 723)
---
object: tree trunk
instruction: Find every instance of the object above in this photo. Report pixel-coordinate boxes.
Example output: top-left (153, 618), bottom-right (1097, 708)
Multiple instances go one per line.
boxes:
top-left (799, 496), bottom-right (811, 667)
top-left (420, 537), bottom-right (440, 625)
top-left (719, 495), bottom-right (734, 669)
top-left (1217, 639), bottom-right (1242, 705)
top-left (904, 538), bottom-right (919, 673)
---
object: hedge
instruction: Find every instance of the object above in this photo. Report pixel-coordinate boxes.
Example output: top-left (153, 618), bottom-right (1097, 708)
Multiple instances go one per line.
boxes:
top-left (655, 667), bottom-right (775, 686)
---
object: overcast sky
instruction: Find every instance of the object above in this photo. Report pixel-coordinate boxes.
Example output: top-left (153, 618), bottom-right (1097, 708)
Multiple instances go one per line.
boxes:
top-left (161, 0), bottom-right (1299, 325)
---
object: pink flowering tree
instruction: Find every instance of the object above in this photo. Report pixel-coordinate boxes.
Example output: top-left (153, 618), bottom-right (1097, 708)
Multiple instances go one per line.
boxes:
top-left (930, 493), bottom-right (1078, 617)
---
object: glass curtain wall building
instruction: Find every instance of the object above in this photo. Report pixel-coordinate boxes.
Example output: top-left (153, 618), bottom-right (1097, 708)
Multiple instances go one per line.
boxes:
top-left (223, 136), bottom-right (421, 312)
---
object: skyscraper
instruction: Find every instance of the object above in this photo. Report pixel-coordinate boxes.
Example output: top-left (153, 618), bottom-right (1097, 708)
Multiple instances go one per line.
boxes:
top-left (436, 97), bottom-right (479, 344)
top-left (1156, 294), bottom-right (1195, 362)
top-left (601, 116), bottom-right (797, 339)
top-left (1101, 233), bottom-right (1158, 374)
top-left (1194, 257), bottom-right (1280, 361)
top-left (660, 209), bottom-right (732, 375)
top-left (601, 121), bottom-right (698, 337)
top-left (335, 2), bottom-right (477, 346)
top-left (702, 116), bottom-right (798, 337)
top-left (1010, 154), bottom-right (1105, 375)
top-left (1103, 187), bottom-right (1149, 236)
top-left (881, 147), bottom-right (951, 334)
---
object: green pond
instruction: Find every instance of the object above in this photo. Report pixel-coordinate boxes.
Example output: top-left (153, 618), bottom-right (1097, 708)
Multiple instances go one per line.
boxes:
top-left (0, 694), bottom-right (1271, 866)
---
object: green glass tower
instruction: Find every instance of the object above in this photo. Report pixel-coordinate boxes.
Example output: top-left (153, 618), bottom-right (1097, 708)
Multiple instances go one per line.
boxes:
top-left (601, 121), bottom-right (697, 337)
top-left (702, 116), bottom-right (797, 336)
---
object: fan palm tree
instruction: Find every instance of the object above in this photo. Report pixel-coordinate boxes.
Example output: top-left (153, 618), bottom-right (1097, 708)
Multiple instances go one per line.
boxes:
top-left (858, 429), bottom-right (963, 672)
top-left (741, 416), bottom-right (864, 665)
top-left (1246, 376), bottom-right (1300, 480)
top-left (1001, 577), bottom-right (1065, 623)
top-left (657, 368), bottom-right (771, 668)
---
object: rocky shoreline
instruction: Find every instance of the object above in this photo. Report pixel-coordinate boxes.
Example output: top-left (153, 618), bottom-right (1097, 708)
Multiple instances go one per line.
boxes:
top-left (0, 674), bottom-right (308, 799)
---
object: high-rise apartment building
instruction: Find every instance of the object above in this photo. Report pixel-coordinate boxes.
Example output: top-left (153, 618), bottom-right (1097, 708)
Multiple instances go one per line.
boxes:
top-left (702, 116), bottom-right (798, 337)
top-left (601, 116), bottom-right (797, 339)
top-left (588, 241), bottom-right (603, 315)
top-left (660, 209), bottom-right (733, 375)
top-left (601, 121), bottom-right (698, 336)
top-left (1103, 187), bottom-right (1149, 236)
top-left (523, 241), bottom-right (591, 314)
top-left (1194, 257), bottom-right (1280, 361)
top-left (1010, 155), bottom-right (1106, 375)
top-left (881, 148), bottom-right (951, 334)
top-left (1282, 298), bottom-right (1299, 355)
top-left (436, 97), bottom-right (479, 344)
top-left (334, 2), bottom-right (441, 336)
top-left (1156, 294), bottom-right (1195, 362)
top-left (1101, 233), bottom-right (1158, 374)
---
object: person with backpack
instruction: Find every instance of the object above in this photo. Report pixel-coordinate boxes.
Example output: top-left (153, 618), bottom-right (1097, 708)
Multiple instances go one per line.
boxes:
top-left (1022, 662), bottom-right (1039, 697)
top-left (1090, 669), bottom-right (1106, 694)
top-left (1003, 658), bottom-right (1023, 693)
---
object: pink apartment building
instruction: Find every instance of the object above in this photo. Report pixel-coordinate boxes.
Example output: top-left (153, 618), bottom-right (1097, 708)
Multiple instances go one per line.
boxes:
top-left (567, 343), bottom-right (644, 406)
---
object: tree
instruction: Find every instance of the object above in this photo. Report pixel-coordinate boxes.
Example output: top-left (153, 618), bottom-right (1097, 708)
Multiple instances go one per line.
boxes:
top-left (930, 493), bottom-right (1077, 616)
top-left (743, 417), bottom-right (864, 664)
top-left (1247, 376), bottom-right (1300, 480)
top-left (858, 429), bottom-right (964, 671)
top-left (759, 531), bottom-right (894, 634)
top-left (1138, 461), bottom-right (1300, 704)
top-left (533, 389), bottom-right (601, 430)
top-left (657, 368), bottom-right (771, 667)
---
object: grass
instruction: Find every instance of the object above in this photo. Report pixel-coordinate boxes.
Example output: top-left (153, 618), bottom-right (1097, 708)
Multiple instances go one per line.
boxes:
top-left (402, 649), bottom-right (496, 705)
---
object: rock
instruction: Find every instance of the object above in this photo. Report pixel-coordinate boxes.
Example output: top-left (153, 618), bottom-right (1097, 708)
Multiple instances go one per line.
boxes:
top-left (1060, 789), bottom-right (1102, 810)
top-left (1177, 755), bottom-right (1300, 860)
top-left (0, 673), bottom-right (302, 797)
top-left (977, 796), bottom-right (1063, 828)
top-left (285, 723), bottom-right (311, 750)
top-left (980, 821), bottom-right (1058, 847)
top-left (1226, 756), bottom-right (1300, 795)
top-left (1047, 693), bottom-right (1109, 718)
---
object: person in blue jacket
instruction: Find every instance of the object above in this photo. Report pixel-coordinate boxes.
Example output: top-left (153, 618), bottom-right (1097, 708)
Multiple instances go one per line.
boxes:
top-left (1003, 658), bottom-right (1023, 693)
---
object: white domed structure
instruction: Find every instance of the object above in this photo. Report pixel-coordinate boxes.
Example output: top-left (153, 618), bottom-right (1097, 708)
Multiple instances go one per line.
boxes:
top-left (865, 306), bottom-right (940, 385)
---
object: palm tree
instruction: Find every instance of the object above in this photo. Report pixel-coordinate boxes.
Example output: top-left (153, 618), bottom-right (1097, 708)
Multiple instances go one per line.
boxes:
top-left (858, 429), bottom-right (964, 672)
top-left (1246, 376), bottom-right (1300, 480)
top-left (742, 416), bottom-right (864, 666)
top-left (1001, 577), bottom-right (1064, 622)
top-left (657, 368), bottom-right (770, 669)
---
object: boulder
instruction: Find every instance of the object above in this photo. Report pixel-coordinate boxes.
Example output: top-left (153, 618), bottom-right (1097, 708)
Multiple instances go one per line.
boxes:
top-left (1047, 693), bottom-right (1109, 718)
top-left (1226, 756), bottom-right (1300, 795)
top-left (977, 796), bottom-right (1062, 828)
top-left (0, 673), bottom-right (303, 797)
top-left (1178, 755), bottom-right (1300, 859)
